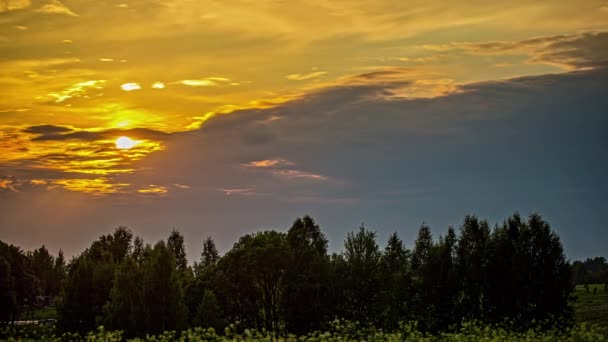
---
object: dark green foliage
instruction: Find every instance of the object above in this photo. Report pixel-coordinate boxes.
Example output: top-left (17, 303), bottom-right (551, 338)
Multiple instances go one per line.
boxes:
top-left (194, 289), bottom-right (223, 330)
top-left (57, 227), bottom-right (133, 333)
top-left (141, 241), bottom-right (188, 334)
top-left (341, 225), bottom-right (383, 326)
top-left (214, 231), bottom-right (288, 332)
top-left (573, 257), bottom-right (608, 285)
top-left (0, 256), bottom-right (17, 322)
top-left (1, 212), bottom-right (584, 337)
top-left (283, 216), bottom-right (331, 334)
top-left (379, 232), bottom-right (411, 330)
top-left (456, 216), bottom-right (491, 320)
top-left (485, 214), bottom-right (573, 328)
top-left (103, 257), bottom-right (143, 337)
top-left (194, 237), bottom-right (219, 276)
top-left (167, 229), bottom-right (188, 273)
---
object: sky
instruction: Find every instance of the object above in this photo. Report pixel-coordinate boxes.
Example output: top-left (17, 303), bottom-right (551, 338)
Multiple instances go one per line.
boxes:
top-left (0, 0), bottom-right (607, 261)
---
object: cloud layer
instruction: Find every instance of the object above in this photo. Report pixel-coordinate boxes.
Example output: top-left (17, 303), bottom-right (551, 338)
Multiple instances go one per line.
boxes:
top-left (1, 0), bottom-right (607, 263)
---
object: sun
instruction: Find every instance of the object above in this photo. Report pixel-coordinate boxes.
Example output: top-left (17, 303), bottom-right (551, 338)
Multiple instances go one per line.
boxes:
top-left (115, 136), bottom-right (138, 149)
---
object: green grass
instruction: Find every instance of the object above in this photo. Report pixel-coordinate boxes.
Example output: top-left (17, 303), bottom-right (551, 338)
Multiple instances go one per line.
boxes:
top-left (574, 284), bottom-right (608, 330)
top-left (19, 306), bottom-right (57, 321)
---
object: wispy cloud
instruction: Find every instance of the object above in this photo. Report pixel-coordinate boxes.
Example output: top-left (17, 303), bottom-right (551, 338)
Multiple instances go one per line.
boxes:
top-left (178, 77), bottom-right (232, 87)
top-left (0, 0), bottom-right (30, 13)
top-left (419, 31), bottom-right (608, 70)
top-left (49, 178), bottom-right (128, 194)
top-left (241, 158), bottom-right (328, 182)
top-left (220, 187), bottom-right (257, 196)
top-left (286, 71), bottom-right (327, 81)
top-left (271, 169), bottom-right (328, 181)
top-left (47, 80), bottom-right (105, 103)
top-left (242, 158), bottom-right (294, 168)
top-left (137, 184), bottom-right (168, 195)
top-left (0, 179), bottom-right (19, 192)
top-left (36, 0), bottom-right (77, 16)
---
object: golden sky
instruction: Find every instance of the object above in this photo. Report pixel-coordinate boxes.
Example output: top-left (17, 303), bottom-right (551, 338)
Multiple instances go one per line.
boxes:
top-left (2, 0), bottom-right (608, 261)
top-left (1, 0), bottom-right (607, 195)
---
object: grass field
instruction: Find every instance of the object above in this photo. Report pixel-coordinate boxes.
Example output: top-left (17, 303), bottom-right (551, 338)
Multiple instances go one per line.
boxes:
top-left (20, 306), bottom-right (57, 321)
top-left (574, 284), bottom-right (608, 329)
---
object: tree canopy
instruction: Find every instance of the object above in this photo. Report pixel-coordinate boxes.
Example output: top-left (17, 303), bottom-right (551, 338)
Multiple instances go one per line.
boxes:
top-left (0, 213), bottom-right (590, 337)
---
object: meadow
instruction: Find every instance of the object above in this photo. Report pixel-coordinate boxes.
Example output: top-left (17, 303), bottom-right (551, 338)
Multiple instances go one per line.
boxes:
top-left (574, 284), bottom-right (608, 330)
top-left (1, 321), bottom-right (608, 342)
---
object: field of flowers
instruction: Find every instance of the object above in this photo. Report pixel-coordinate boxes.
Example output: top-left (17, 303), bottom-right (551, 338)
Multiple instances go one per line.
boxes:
top-left (1, 321), bottom-right (607, 342)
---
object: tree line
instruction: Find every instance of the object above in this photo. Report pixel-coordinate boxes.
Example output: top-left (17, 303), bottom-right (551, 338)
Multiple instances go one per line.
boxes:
top-left (572, 257), bottom-right (608, 286)
top-left (0, 213), bottom-right (594, 337)
top-left (0, 242), bottom-right (65, 321)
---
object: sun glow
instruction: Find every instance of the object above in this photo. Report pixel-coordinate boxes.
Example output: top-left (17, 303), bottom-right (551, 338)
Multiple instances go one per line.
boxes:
top-left (115, 136), bottom-right (138, 149)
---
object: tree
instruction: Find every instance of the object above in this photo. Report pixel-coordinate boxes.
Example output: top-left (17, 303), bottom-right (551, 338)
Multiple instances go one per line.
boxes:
top-left (379, 232), bottom-right (410, 330)
top-left (0, 256), bottom-right (17, 323)
top-left (214, 231), bottom-right (288, 332)
top-left (194, 289), bottom-right (223, 330)
top-left (188, 237), bottom-right (220, 327)
top-left (51, 250), bottom-right (66, 298)
top-left (455, 215), bottom-right (490, 320)
top-left (58, 256), bottom-right (97, 332)
top-left (428, 227), bottom-right (459, 330)
top-left (524, 214), bottom-right (573, 324)
top-left (485, 213), bottom-right (573, 327)
top-left (341, 225), bottom-right (382, 326)
top-left (195, 237), bottom-right (219, 276)
top-left (283, 216), bottom-right (331, 333)
top-left (142, 241), bottom-right (188, 334)
top-left (58, 228), bottom-right (131, 332)
top-left (103, 257), bottom-right (144, 337)
top-left (98, 227), bottom-right (133, 264)
top-left (30, 245), bottom-right (54, 298)
top-left (168, 229), bottom-right (188, 273)
top-left (410, 224), bottom-right (436, 330)
top-left (132, 236), bottom-right (145, 264)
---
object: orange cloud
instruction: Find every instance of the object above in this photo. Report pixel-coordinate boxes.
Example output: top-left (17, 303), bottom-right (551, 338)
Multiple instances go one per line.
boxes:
top-left (242, 158), bottom-right (294, 168)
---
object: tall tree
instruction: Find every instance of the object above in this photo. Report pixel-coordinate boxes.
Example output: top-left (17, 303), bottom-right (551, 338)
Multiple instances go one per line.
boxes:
top-left (167, 229), bottom-right (188, 273)
top-left (195, 237), bottom-right (219, 275)
top-left (215, 231), bottom-right (288, 332)
top-left (50, 250), bottom-right (66, 298)
top-left (379, 232), bottom-right (411, 330)
top-left (283, 216), bottom-right (331, 333)
top-left (456, 215), bottom-right (490, 320)
top-left (341, 225), bottom-right (382, 326)
top-left (58, 228), bottom-right (131, 332)
top-left (428, 227), bottom-right (459, 330)
top-left (142, 241), bottom-right (188, 334)
top-left (103, 257), bottom-right (144, 337)
top-left (410, 224), bottom-right (435, 330)
top-left (30, 245), bottom-right (54, 297)
top-left (0, 256), bottom-right (17, 323)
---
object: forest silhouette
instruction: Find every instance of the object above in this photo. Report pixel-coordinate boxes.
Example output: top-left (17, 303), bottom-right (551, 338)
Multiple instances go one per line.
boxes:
top-left (1, 213), bottom-right (607, 338)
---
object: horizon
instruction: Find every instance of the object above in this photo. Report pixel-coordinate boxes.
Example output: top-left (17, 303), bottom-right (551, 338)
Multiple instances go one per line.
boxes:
top-left (1, 0), bottom-right (607, 262)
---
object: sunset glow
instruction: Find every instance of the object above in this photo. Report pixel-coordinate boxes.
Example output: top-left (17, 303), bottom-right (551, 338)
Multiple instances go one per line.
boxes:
top-left (0, 0), bottom-right (606, 261)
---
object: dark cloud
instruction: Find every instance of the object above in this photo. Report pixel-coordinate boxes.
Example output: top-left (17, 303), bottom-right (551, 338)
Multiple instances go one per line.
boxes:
top-left (434, 31), bottom-right (608, 69)
top-left (146, 65), bottom-right (607, 259)
top-left (23, 124), bottom-right (73, 135)
top-left (2, 66), bottom-right (607, 262)
top-left (30, 127), bottom-right (170, 141)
